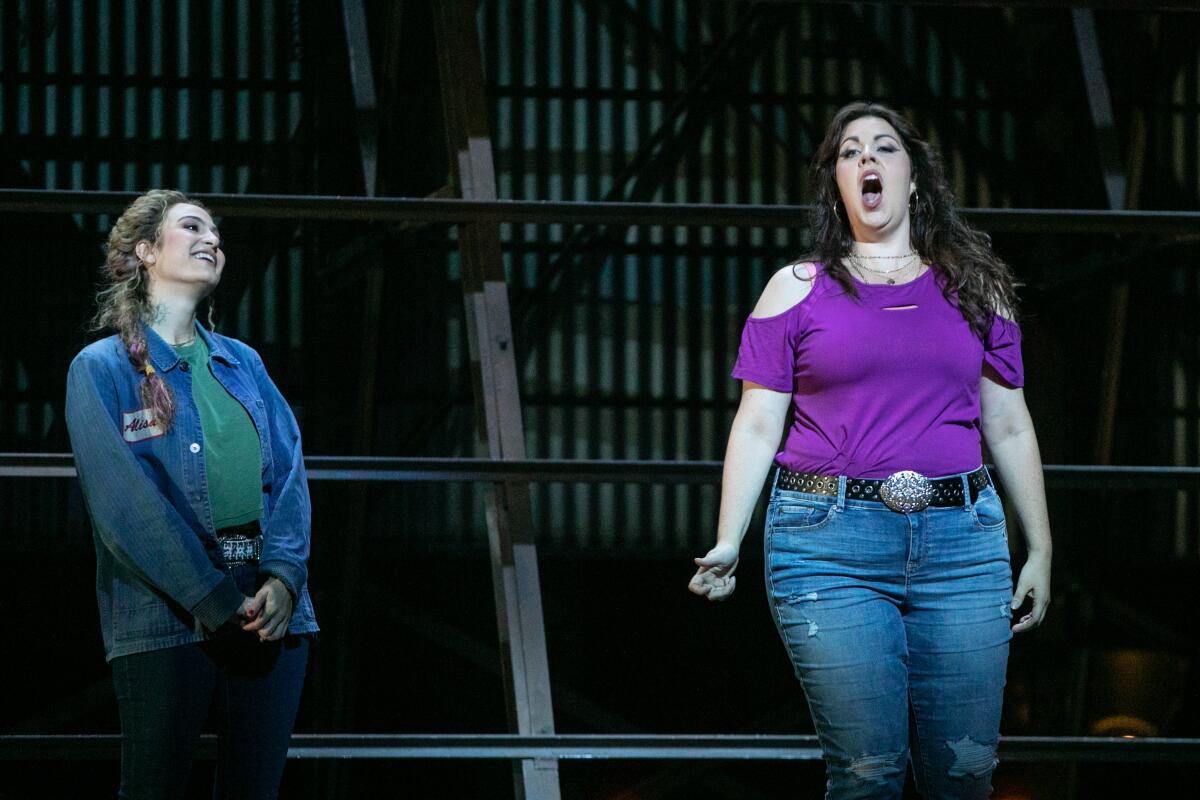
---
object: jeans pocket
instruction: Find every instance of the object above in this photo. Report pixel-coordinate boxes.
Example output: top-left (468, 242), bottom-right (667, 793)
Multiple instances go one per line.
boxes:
top-left (770, 498), bottom-right (837, 533)
top-left (971, 489), bottom-right (1007, 534)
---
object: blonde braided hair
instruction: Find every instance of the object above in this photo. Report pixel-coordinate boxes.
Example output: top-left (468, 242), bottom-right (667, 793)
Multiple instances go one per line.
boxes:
top-left (91, 189), bottom-right (214, 432)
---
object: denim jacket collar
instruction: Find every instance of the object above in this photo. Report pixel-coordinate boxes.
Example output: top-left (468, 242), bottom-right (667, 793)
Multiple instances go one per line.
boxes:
top-left (146, 321), bottom-right (241, 373)
top-left (145, 325), bottom-right (183, 374)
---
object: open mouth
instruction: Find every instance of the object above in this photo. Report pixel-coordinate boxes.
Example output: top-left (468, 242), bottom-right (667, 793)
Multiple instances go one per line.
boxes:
top-left (861, 173), bottom-right (883, 210)
top-left (191, 252), bottom-right (216, 264)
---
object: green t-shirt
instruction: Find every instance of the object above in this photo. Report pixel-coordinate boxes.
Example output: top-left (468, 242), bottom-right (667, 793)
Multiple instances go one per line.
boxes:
top-left (174, 336), bottom-right (264, 529)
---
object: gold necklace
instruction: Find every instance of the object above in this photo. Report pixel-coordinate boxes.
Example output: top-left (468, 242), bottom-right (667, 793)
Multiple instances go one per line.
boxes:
top-left (171, 335), bottom-right (197, 347)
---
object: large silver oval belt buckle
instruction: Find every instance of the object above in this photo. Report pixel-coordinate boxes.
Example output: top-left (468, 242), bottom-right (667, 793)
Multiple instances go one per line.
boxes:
top-left (879, 470), bottom-right (933, 513)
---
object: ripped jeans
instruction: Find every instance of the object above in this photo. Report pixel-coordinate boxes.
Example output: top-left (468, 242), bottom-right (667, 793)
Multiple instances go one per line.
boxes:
top-left (765, 471), bottom-right (1013, 799)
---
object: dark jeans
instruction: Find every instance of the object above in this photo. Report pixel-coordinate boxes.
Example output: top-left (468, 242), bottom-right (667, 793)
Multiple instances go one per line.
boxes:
top-left (111, 567), bottom-right (310, 800)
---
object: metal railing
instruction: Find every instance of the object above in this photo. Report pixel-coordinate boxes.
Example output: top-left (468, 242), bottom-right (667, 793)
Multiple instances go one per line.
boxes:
top-left (2, 188), bottom-right (1199, 233)
top-left (6, 180), bottom-right (1200, 769)
top-left (4, 453), bottom-right (1200, 487)
top-left (4, 733), bottom-right (1200, 763)
top-left (5, 452), bottom-right (1200, 768)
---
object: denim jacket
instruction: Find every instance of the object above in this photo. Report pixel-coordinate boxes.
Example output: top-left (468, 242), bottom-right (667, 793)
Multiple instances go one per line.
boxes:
top-left (66, 323), bottom-right (319, 661)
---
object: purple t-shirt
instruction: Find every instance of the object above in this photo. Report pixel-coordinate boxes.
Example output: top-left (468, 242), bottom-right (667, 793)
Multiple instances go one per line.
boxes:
top-left (732, 264), bottom-right (1023, 479)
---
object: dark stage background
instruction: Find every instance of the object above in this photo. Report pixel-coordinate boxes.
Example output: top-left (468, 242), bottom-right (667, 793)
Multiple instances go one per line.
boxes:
top-left (2, 1), bottom-right (1199, 798)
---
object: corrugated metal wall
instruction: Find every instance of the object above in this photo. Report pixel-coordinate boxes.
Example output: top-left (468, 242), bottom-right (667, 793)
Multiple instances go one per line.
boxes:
top-left (0, 0), bottom-right (310, 549)
top-left (2, 0), bottom-right (1199, 554)
top-left (479, 0), bottom-right (1021, 549)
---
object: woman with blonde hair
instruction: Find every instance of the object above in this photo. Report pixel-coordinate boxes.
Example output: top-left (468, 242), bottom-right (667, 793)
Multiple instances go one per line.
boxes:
top-left (66, 189), bottom-right (318, 798)
top-left (690, 103), bottom-right (1051, 798)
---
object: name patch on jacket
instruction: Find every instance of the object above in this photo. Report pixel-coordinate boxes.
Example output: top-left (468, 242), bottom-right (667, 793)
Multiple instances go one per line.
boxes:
top-left (122, 408), bottom-right (164, 442)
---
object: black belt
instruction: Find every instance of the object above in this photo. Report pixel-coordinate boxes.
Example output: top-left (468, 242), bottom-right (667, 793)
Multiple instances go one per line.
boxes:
top-left (777, 466), bottom-right (990, 513)
top-left (216, 520), bottom-right (262, 566)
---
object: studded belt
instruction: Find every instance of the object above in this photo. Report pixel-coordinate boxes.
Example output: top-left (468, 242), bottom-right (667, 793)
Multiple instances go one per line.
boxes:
top-left (777, 466), bottom-right (991, 513)
top-left (217, 520), bottom-right (263, 566)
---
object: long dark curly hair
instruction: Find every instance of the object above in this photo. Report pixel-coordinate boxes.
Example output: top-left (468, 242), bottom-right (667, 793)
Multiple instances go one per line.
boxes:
top-left (807, 101), bottom-right (1018, 339)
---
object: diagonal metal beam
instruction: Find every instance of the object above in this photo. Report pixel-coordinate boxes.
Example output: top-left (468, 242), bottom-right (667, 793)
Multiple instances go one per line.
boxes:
top-left (515, 5), bottom-right (794, 364)
top-left (433, 2), bottom-right (561, 798)
top-left (826, 4), bottom-right (1019, 191)
top-left (1072, 8), bottom-right (1150, 467)
top-left (1065, 21), bottom-right (1150, 798)
top-left (1073, 9), bottom-right (1127, 211)
top-left (598, 0), bottom-right (824, 156)
top-left (341, 0), bottom-right (380, 195)
top-left (515, 3), bottom-right (768, 320)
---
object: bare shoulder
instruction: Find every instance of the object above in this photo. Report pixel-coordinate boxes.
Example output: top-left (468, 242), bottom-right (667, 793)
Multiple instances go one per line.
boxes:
top-left (751, 261), bottom-right (818, 319)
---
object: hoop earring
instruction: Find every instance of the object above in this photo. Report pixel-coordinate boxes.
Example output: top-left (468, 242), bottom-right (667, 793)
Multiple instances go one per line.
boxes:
top-left (832, 199), bottom-right (843, 219)
top-left (908, 189), bottom-right (920, 211)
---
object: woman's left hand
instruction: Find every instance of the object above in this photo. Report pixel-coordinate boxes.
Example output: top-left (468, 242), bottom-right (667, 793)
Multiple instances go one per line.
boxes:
top-left (242, 576), bottom-right (294, 641)
top-left (1010, 552), bottom-right (1050, 633)
top-left (689, 541), bottom-right (741, 601)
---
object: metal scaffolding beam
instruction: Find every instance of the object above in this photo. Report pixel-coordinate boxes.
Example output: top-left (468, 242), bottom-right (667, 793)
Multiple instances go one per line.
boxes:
top-left (4, 733), bottom-right (1200, 763)
top-left (433, 2), bottom-right (561, 798)
top-left (1, 189), bottom-right (1197, 233)
top-left (6, 453), bottom-right (1200, 486)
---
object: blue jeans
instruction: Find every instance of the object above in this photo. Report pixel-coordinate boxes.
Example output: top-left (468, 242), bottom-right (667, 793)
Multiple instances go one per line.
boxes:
top-left (111, 566), bottom-right (309, 800)
top-left (764, 471), bottom-right (1013, 799)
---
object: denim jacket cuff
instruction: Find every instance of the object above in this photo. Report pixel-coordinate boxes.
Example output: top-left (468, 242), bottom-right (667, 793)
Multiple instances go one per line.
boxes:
top-left (191, 574), bottom-right (245, 631)
top-left (259, 560), bottom-right (303, 603)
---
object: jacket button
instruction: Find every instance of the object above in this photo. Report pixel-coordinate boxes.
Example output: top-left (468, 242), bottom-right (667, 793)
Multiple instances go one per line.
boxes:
top-left (189, 442), bottom-right (201, 454)
top-left (180, 362), bottom-right (190, 372)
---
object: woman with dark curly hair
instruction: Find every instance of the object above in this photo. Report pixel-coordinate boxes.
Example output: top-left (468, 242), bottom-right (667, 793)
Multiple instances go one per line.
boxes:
top-left (689, 103), bottom-right (1051, 798)
top-left (66, 190), bottom-right (318, 798)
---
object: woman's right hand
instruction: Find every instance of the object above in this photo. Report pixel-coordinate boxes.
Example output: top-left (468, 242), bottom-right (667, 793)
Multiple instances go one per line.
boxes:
top-left (212, 596), bottom-right (257, 636)
top-left (237, 595), bottom-right (259, 623)
top-left (688, 542), bottom-right (740, 601)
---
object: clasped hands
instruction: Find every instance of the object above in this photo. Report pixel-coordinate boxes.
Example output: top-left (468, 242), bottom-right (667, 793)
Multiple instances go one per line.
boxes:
top-left (237, 576), bottom-right (294, 641)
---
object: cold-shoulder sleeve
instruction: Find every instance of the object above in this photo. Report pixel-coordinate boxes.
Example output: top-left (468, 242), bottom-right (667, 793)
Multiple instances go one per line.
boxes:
top-left (731, 311), bottom-right (796, 393)
top-left (984, 315), bottom-right (1024, 388)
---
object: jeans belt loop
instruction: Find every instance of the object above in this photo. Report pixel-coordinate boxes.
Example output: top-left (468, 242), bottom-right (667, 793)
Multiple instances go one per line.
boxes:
top-left (835, 475), bottom-right (847, 511)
